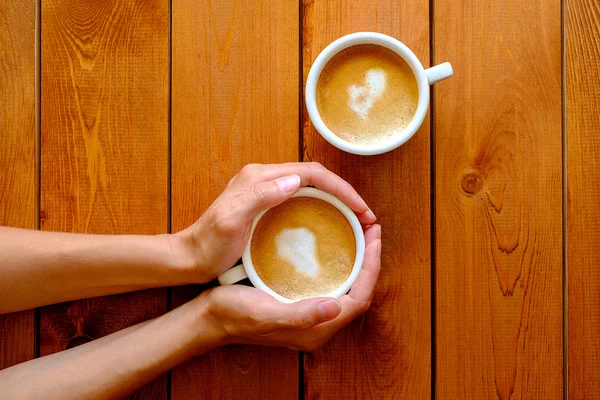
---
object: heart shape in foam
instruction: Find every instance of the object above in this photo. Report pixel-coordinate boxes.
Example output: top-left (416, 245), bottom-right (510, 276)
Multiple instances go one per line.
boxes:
top-left (275, 227), bottom-right (320, 277)
top-left (347, 69), bottom-right (386, 120)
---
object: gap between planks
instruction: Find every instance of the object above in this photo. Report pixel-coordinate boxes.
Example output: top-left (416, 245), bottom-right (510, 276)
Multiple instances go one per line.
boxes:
top-left (34, 0), bottom-right (42, 360)
top-left (429, 0), bottom-right (437, 398)
top-left (561, 0), bottom-right (568, 397)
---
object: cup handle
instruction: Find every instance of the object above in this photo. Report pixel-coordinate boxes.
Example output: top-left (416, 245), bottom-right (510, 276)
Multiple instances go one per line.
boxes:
top-left (424, 62), bottom-right (454, 85)
top-left (218, 264), bottom-right (248, 286)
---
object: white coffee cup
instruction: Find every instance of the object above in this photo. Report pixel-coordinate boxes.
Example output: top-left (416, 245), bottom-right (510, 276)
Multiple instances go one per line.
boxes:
top-left (217, 187), bottom-right (366, 303)
top-left (305, 32), bottom-right (453, 155)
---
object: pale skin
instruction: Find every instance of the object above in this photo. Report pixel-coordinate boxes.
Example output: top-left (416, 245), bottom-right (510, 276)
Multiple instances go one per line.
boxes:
top-left (0, 162), bottom-right (382, 400)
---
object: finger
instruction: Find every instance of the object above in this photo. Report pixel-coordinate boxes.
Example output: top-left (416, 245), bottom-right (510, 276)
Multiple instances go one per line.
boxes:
top-left (306, 235), bottom-right (382, 333)
top-left (256, 233), bottom-right (380, 340)
top-left (269, 297), bottom-right (342, 329)
top-left (357, 210), bottom-right (377, 225)
top-left (268, 229), bottom-right (380, 334)
top-left (259, 163), bottom-right (376, 222)
top-left (232, 175), bottom-right (301, 222)
top-left (300, 295), bottom-right (370, 338)
top-left (363, 223), bottom-right (381, 244)
top-left (349, 235), bottom-right (381, 303)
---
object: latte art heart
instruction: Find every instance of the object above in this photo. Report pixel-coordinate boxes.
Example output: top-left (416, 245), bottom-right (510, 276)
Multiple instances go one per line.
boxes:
top-left (316, 44), bottom-right (419, 145)
top-left (348, 69), bottom-right (386, 119)
top-left (275, 227), bottom-right (319, 277)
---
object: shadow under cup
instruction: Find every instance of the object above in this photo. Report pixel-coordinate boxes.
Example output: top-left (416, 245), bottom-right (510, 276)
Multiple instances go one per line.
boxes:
top-left (218, 187), bottom-right (366, 303)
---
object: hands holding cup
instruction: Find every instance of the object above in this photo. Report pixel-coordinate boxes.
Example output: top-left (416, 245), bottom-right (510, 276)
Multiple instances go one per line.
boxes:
top-left (173, 162), bottom-right (381, 350)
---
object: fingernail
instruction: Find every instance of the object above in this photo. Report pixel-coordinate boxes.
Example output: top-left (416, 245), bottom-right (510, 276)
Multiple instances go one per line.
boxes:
top-left (366, 209), bottom-right (376, 221)
top-left (318, 300), bottom-right (342, 321)
top-left (377, 224), bottom-right (382, 239)
top-left (275, 175), bottom-right (300, 193)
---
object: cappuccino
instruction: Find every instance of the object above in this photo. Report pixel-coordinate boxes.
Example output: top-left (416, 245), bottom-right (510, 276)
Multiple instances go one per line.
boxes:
top-left (250, 197), bottom-right (356, 301)
top-left (316, 44), bottom-right (418, 145)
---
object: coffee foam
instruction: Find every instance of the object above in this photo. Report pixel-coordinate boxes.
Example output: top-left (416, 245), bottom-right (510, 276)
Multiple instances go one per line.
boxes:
top-left (348, 69), bottom-right (386, 119)
top-left (316, 44), bottom-right (419, 146)
top-left (250, 197), bottom-right (356, 301)
top-left (276, 227), bottom-right (319, 277)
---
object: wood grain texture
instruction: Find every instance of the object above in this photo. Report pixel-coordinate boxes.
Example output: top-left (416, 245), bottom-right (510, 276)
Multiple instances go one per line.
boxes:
top-left (567, 0), bottom-right (600, 397)
top-left (171, 0), bottom-right (299, 398)
top-left (40, 0), bottom-right (169, 398)
top-left (0, 0), bottom-right (36, 370)
top-left (434, 0), bottom-right (563, 398)
top-left (302, 1), bottom-right (431, 398)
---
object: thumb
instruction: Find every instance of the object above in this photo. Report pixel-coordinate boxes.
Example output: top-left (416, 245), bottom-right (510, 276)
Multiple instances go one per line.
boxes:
top-left (273, 298), bottom-right (343, 329)
top-left (235, 174), bottom-right (301, 222)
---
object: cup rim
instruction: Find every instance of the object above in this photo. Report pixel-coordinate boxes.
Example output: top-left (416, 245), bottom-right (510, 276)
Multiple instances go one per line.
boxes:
top-left (241, 187), bottom-right (366, 303)
top-left (305, 31), bottom-right (430, 155)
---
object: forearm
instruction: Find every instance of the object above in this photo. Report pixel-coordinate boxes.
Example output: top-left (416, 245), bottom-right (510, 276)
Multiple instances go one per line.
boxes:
top-left (0, 294), bottom-right (223, 400)
top-left (0, 227), bottom-right (195, 313)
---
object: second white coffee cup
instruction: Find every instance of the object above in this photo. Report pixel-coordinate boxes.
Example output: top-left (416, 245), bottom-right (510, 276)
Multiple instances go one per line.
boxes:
top-left (305, 32), bottom-right (453, 156)
top-left (217, 187), bottom-right (366, 303)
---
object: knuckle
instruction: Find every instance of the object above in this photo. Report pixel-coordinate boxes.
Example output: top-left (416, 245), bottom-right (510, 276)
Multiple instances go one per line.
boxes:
top-left (225, 176), bottom-right (237, 188)
top-left (244, 310), bottom-right (261, 327)
top-left (306, 162), bottom-right (325, 172)
top-left (210, 208), bottom-right (238, 236)
top-left (258, 164), bottom-right (276, 175)
top-left (240, 163), bottom-right (262, 177)
top-left (293, 310), bottom-right (313, 329)
top-left (217, 221), bottom-right (238, 236)
top-left (250, 183), bottom-right (268, 201)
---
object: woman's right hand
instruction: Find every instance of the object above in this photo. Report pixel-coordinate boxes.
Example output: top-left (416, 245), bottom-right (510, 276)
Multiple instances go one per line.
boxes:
top-left (172, 162), bottom-right (376, 284)
top-left (199, 223), bottom-right (381, 351)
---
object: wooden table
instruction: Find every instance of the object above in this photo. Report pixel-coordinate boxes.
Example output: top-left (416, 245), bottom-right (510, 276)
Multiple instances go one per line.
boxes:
top-left (1, 0), bottom-right (598, 398)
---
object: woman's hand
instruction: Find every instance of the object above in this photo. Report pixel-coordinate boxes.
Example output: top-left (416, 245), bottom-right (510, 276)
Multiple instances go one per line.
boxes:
top-left (200, 223), bottom-right (382, 351)
top-left (173, 162), bottom-right (377, 283)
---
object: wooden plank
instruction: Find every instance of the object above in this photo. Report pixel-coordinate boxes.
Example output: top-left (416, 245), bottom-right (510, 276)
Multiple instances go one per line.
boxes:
top-left (434, 0), bottom-right (563, 398)
top-left (0, 0), bottom-right (36, 370)
top-left (566, 0), bottom-right (600, 397)
top-left (170, 0), bottom-right (299, 398)
top-left (302, 1), bottom-right (431, 398)
top-left (40, 0), bottom-right (169, 398)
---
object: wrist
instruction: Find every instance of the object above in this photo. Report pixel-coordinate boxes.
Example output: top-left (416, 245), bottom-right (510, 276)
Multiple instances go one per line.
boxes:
top-left (168, 227), bottom-right (216, 284)
top-left (163, 232), bottom-right (194, 280)
top-left (186, 290), bottom-right (229, 352)
top-left (141, 233), bottom-right (199, 287)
